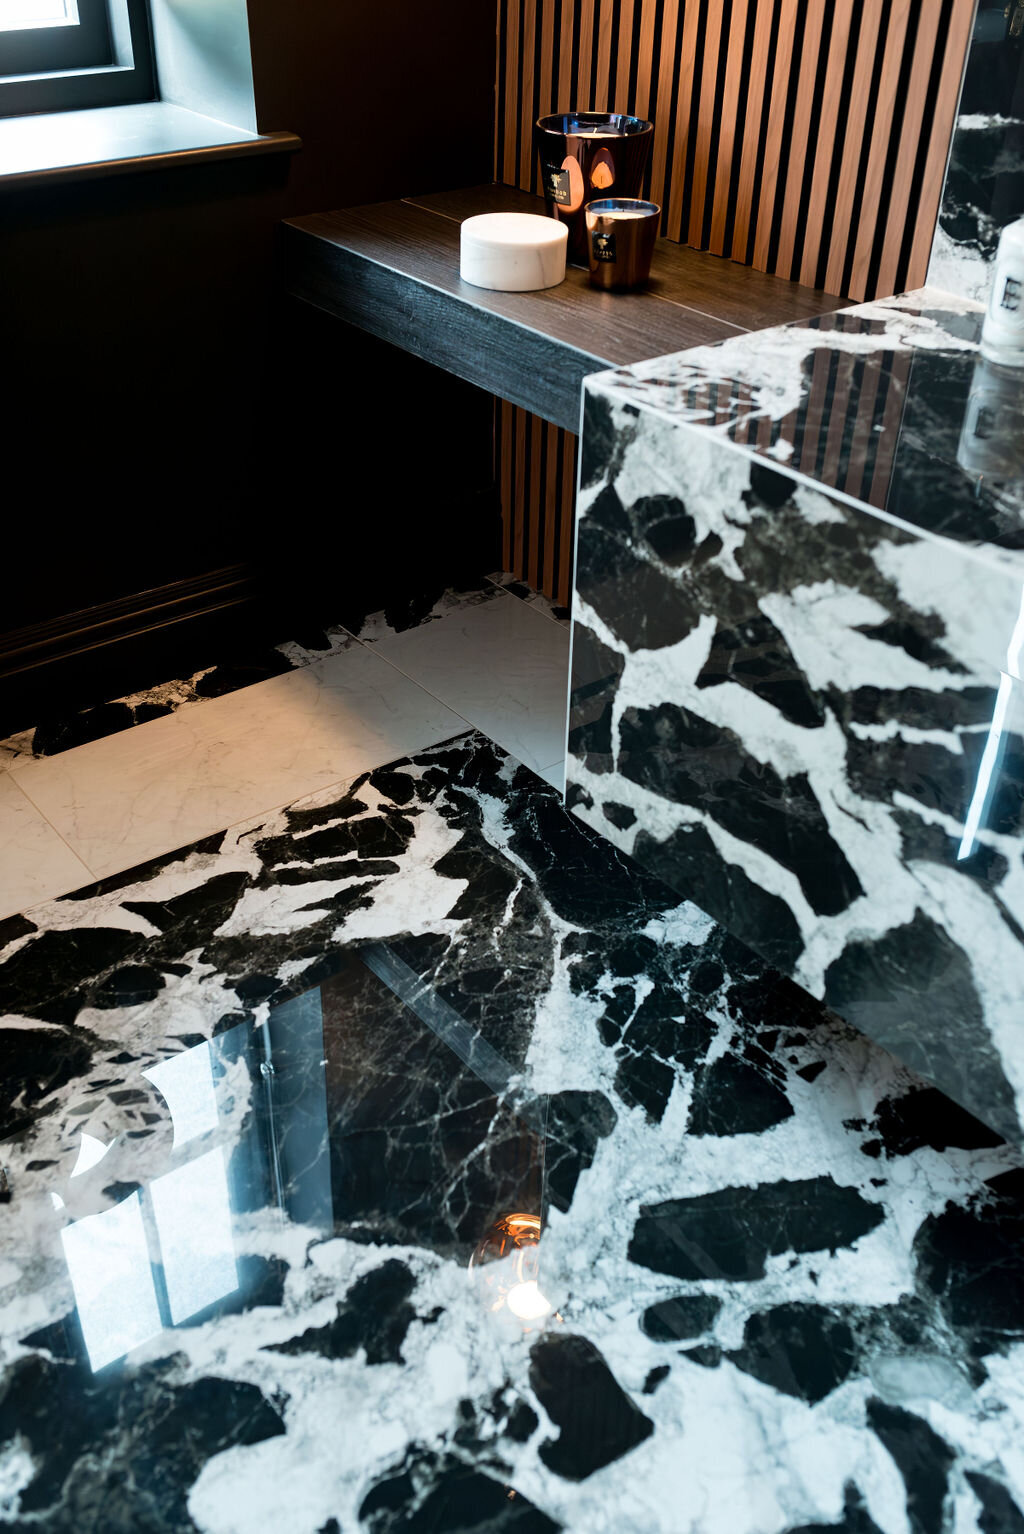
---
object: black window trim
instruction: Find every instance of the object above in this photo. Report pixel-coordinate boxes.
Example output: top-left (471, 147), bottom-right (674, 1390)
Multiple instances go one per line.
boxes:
top-left (0, 0), bottom-right (154, 118)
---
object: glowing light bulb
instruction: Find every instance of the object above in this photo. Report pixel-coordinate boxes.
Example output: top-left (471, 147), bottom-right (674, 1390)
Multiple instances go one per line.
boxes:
top-left (506, 1280), bottom-right (553, 1321)
top-left (469, 1213), bottom-right (555, 1331)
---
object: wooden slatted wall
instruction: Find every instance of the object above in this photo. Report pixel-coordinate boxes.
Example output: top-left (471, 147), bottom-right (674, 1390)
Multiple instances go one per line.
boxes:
top-left (491, 0), bottom-right (977, 604)
top-left (495, 399), bottom-right (578, 608)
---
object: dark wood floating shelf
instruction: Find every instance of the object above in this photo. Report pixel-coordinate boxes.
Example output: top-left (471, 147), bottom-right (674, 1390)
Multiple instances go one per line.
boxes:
top-left (283, 184), bottom-right (842, 432)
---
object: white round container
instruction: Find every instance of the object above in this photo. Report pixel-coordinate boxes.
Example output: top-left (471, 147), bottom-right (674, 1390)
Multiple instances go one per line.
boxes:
top-left (982, 217), bottom-right (1024, 364)
top-left (460, 212), bottom-right (568, 292)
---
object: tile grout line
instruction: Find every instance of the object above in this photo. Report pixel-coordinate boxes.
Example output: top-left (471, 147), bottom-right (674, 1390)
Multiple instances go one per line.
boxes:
top-left (346, 590), bottom-right (568, 777)
top-left (3, 770), bottom-right (96, 893)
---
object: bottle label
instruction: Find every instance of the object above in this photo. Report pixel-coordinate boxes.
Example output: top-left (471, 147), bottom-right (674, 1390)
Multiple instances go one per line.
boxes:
top-left (592, 231), bottom-right (617, 263)
top-left (543, 164), bottom-right (572, 206)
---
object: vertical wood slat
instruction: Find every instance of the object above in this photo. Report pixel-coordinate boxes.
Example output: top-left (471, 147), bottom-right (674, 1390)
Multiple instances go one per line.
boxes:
top-left (494, 0), bottom-right (978, 606)
top-left (873, 3), bottom-right (943, 298)
top-left (500, 400), bottom-right (513, 572)
top-left (560, 0), bottom-right (575, 108)
top-left (632, 0), bottom-right (659, 122)
top-left (596, 0), bottom-right (615, 108)
top-left (797, 2), bottom-right (854, 286)
top-left (514, 409), bottom-right (528, 580)
top-left (544, 419), bottom-right (559, 592)
top-left (848, 0), bottom-right (913, 298)
top-left (823, 0), bottom-right (886, 296)
top-left (578, 0), bottom-right (598, 110)
top-left (648, 0), bottom-right (681, 222)
top-left (709, 0), bottom-right (750, 254)
top-left (519, 0), bottom-right (538, 191)
top-left (502, 0), bottom-right (521, 187)
top-left (687, 0), bottom-right (725, 246)
top-left (729, 0), bottom-right (776, 261)
top-left (666, 0), bottom-right (701, 240)
top-left (774, 0), bottom-right (826, 278)
top-left (528, 412), bottom-right (544, 589)
top-left (752, 0), bottom-right (799, 269)
top-left (614, 0), bottom-right (636, 108)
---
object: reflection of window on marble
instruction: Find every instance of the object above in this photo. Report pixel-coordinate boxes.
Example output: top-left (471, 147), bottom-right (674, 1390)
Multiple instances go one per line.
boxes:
top-left (61, 1039), bottom-right (239, 1373)
top-left (60, 1192), bottom-right (163, 1373)
top-left (149, 1148), bottom-right (238, 1324)
top-left (143, 1041), bottom-right (220, 1149)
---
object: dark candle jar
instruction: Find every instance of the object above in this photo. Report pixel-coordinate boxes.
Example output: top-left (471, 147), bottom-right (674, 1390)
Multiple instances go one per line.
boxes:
top-left (535, 112), bottom-right (654, 265)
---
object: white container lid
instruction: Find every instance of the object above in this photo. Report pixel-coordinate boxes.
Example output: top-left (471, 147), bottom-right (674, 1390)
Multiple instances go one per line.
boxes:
top-left (460, 212), bottom-right (568, 292)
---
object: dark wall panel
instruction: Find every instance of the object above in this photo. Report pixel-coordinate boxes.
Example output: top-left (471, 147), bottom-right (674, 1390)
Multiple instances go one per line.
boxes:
top-left (1, 1), bottom-right (498, 728)
top-left (248, 0), bottom-right (496, 218)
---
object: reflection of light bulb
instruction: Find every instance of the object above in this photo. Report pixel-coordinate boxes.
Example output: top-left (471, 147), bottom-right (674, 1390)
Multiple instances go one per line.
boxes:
top-left (469, 1213), bottom-right (554, 1331)
top-left (506, 1280), bottom-right (552, 1321)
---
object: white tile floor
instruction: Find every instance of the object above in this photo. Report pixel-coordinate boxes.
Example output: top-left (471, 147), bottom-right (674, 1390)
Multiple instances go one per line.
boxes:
top-left (0, 590), bottom-right (570, 920)
top-left (370, 591), bottom-right (569, 782)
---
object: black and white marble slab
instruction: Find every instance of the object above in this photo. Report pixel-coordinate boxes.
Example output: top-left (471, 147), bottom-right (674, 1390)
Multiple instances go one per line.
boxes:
top-left (568, 289), bottom-right (1024, 1148)
top-left (927, 2), bottom-right (1024, 305)
top-left (1, 730), bottom-right (1023, 1532)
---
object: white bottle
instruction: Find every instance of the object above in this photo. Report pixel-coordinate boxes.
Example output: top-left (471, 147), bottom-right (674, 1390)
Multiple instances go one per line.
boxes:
top-left (981, 216), bottom-right (1024, 364)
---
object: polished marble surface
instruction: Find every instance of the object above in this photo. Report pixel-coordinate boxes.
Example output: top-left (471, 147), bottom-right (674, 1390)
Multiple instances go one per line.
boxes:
top-left (579, 290), bottom-right (1024, 554)
top-left (1, 732), bottom-right (1023, 1533)
top-left (569, 290), bottom-right (1024, 1145)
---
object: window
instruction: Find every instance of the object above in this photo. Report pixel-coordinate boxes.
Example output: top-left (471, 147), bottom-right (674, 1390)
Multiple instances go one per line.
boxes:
top-left (0, 0), bottom-right (154, 118)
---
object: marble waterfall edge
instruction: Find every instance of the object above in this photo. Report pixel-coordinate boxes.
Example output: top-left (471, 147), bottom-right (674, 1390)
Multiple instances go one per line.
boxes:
top-left (568, 291), bottom-right (1024, 1148)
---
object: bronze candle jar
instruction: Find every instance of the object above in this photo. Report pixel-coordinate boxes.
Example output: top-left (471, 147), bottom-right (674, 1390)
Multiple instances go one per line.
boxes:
top-left (535, 112), bottom-right (654, 264)
top-left (585, 198), bottom-right (660, 289)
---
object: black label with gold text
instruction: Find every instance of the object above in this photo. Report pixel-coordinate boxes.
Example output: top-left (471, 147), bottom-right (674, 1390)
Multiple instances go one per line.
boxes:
top-left (592, 231), bottom-right (617, 263)
top-left (543, 165), bottom-right (572, 206)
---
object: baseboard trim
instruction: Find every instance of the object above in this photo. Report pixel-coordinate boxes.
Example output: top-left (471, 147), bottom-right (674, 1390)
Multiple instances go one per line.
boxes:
top-left (0, 566), bottom-right (260, 680)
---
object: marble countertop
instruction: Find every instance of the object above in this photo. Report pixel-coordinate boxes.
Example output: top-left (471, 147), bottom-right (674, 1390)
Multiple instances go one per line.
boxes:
top-left (1, 732), bottom-right (1023, 1532)
top-left (569, 286), bottom-right (1024, 1151)
top-left (586, 289), bottom-right (1024, 566)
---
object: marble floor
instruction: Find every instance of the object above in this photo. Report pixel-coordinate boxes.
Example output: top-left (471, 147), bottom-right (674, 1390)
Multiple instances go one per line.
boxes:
top-left (2, 731), bottom-right (1022, 1534)
top-left (0, 583), bottom-right (570, 920)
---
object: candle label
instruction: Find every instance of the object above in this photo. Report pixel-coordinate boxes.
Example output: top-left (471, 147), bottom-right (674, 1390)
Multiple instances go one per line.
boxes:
top-left (542, 164), bottom-right (572, 206)
top-left (592, 231), bottom-right (618, 263)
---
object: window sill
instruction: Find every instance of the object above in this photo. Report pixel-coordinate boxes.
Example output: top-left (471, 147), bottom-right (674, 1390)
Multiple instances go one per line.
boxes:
top-left (0, 101), bottom-right (300, 189)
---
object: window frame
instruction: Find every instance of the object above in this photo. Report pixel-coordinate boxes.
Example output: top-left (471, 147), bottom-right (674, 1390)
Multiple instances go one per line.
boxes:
top-left (0, 0), bottom-right (154, 119)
